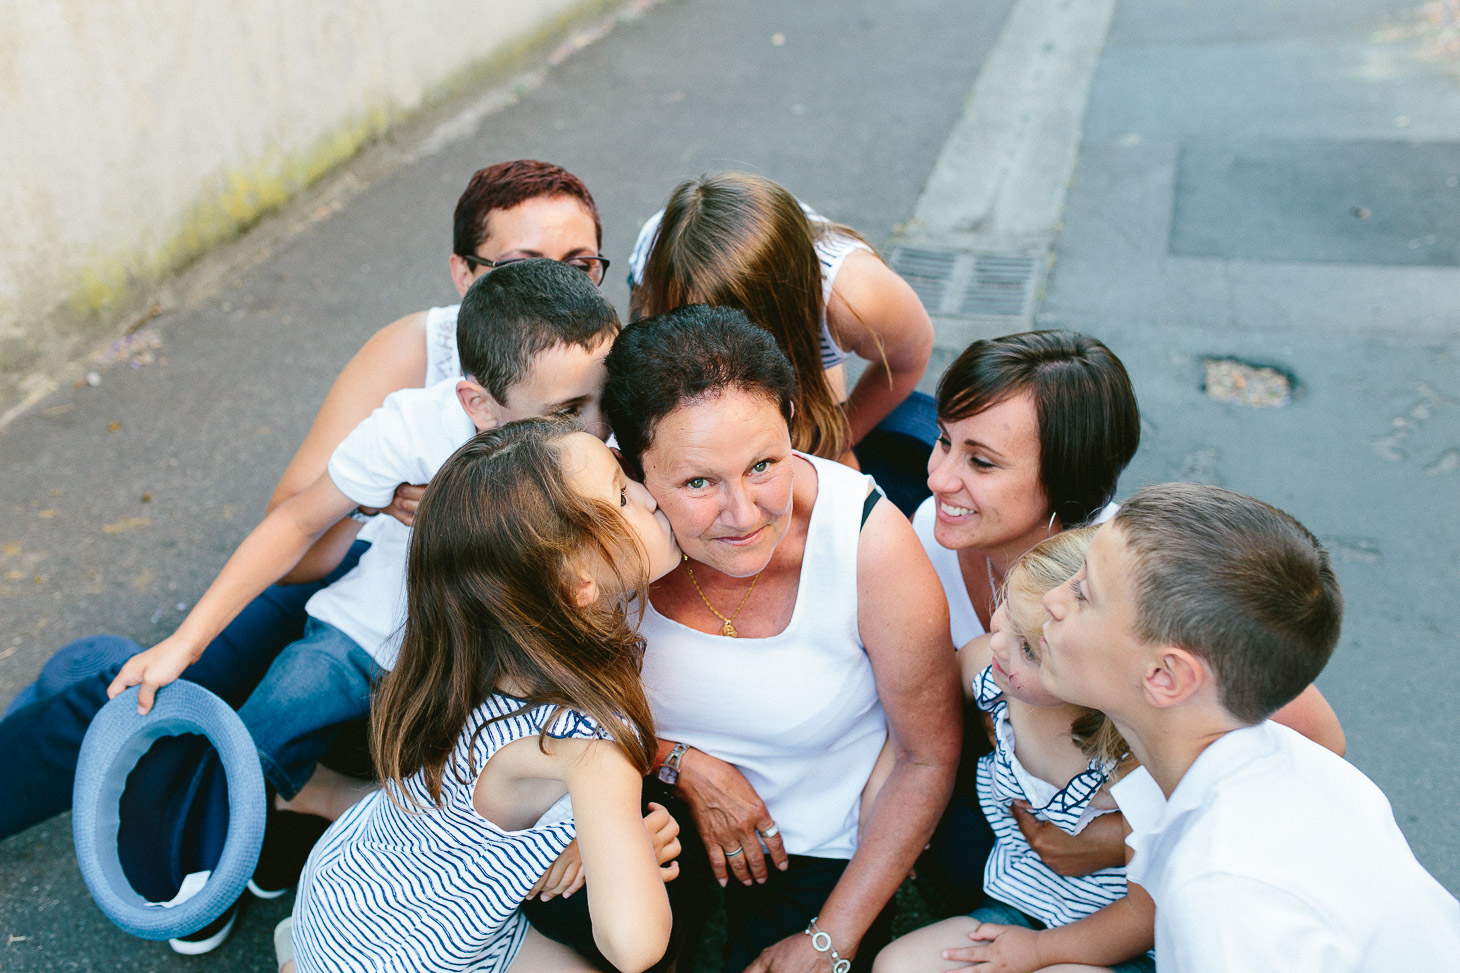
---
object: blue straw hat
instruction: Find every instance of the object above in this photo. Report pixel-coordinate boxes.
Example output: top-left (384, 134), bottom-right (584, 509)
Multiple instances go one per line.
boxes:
top-left (73, 682), bottom-right (265, 940)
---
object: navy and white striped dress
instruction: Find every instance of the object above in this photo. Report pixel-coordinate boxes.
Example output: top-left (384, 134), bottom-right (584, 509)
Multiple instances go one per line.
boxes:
top-left (973, 665), bottom-right (1130, 928)
top-left (291, 696), bottom-right (602, 972)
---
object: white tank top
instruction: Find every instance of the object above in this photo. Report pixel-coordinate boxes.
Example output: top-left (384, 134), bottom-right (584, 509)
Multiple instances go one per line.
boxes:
top-left (423, 304), bottom-right (462, 385)
top-left (638, 454), bottom-right (885, 860)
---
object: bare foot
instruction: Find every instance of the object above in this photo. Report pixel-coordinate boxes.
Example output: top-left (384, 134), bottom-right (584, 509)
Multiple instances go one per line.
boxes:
top-left (277, 764), bottom-right (379, 821)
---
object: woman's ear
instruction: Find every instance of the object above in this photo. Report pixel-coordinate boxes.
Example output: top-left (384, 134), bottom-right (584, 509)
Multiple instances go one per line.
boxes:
top-left (448, 254), bottom-right (478, 297)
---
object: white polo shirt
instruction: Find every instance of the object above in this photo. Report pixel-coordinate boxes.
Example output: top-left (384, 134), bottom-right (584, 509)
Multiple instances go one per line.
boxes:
top-left (1111, 721), bottom-right (1460, 972)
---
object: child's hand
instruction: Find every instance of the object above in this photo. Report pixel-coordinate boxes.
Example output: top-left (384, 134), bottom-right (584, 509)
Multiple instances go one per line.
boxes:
top-left (527, 801), bottom-right (680, 902)
top-left (529, 839), bottom-right (584, 901)
top-left (106, 636), bottom-right (198, 714)
top-left (644, 801), bottom-right (681, 883)
top-left (942, 922), bottom-right (1044, 973)
top-left (1012, 800), bottom-right (1126, 876)
top-left (371, 482), bottom-right (426, 527)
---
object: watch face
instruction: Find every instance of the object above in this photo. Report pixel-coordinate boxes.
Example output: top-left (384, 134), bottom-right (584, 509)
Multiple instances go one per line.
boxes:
top-left (656, 765), bottom-right (678, 785)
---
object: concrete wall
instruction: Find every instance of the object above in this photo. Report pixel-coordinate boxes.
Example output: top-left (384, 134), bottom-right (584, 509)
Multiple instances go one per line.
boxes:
top-left (0, 0), bottom-right (599, 419)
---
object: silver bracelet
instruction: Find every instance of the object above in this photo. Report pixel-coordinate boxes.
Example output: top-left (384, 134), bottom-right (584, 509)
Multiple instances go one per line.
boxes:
top-left (804, 916), bottom-right (850, 973)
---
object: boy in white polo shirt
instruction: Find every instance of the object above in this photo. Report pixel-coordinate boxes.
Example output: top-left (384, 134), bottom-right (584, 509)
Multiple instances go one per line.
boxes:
top-left (1038, 482), bottom-right (1460, 972)
top-left (100, 259), bottom-right (619, 948)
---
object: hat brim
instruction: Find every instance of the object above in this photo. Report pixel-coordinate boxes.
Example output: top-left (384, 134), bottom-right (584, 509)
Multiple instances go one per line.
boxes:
top-left (73, 682), bottom-right (265, 940)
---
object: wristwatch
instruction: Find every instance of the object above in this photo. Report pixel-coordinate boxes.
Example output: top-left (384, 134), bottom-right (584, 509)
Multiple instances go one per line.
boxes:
top-left (657, 742), bottom-right (689, 786)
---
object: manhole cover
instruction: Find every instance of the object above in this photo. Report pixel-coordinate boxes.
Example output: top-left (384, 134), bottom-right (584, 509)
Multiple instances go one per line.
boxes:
top-left (886, 247), bottom-right (1040, 320)
top-left (1202, 358), bottom-right (1295, 408)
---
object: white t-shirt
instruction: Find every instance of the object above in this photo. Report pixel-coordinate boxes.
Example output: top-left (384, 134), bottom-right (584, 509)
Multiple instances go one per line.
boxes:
top-left (1112, 721), bottom-right (1460, 972)
top-left (306, 377), bottom-right (477, 668)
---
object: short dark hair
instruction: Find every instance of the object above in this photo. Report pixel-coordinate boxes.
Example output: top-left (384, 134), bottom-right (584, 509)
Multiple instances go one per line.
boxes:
top-left (603, 304), bottom-right (797, 476)
top-left (452, 160), bottom-right (601, 257)
top-left (456, 259), bottom-right (619, 404)
top-left (1114, 483), bottom-right (1343, 724)
top-left (937, 330), bottom-right (1140, 527)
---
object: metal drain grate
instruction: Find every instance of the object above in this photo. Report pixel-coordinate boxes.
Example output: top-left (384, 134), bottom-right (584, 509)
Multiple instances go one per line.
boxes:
top-left (886, 247), bottom-right (1040, 320)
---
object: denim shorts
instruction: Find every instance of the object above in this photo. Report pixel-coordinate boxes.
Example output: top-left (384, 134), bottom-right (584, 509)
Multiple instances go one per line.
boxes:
top-left (970, 901), bottom-right (1156, 973)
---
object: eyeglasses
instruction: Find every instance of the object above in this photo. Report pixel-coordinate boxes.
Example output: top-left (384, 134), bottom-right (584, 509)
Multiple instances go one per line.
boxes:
top-left (458, 253), bottom-right (611, 286)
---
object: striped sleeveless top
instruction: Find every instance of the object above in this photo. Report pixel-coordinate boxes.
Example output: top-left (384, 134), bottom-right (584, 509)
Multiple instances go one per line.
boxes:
top-left (973, 665), bottom-right (1132, 928)
top-left (291, 696), bottom-right (603, 972)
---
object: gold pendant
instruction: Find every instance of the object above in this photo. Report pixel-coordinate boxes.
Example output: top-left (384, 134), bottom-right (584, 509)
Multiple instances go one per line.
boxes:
top-left (721, 620), bottom-right (738, 638)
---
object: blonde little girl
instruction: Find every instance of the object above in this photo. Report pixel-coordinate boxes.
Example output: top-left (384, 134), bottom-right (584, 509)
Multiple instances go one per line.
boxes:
top-left (874, 526), bottom-right (1155, 973)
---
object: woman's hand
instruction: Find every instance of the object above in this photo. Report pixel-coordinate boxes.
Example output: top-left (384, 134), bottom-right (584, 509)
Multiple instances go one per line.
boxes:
top-left (1011, 801), bottom-right (1126, 876)
top-left (105, 636), bottom-right (199, 714)
top-left (360, 482), bottom-right (426, 527)
top-left (675, 748), bottom-right (788, 886)
top-left (744, 929), bottom-right (844, 973)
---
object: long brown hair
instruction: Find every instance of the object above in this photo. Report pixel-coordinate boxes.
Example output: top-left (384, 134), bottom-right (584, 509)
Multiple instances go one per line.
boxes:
top-left (630, 173), bottom-right (850, 459)
top-left (372, 419), bottom-right (656, 809)
top-left (1003, 526), bottom-right (1131, 768)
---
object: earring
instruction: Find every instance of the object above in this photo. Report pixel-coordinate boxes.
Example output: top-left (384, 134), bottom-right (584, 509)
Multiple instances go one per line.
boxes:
top-left (1047, 511), bottom-right (1058, 536)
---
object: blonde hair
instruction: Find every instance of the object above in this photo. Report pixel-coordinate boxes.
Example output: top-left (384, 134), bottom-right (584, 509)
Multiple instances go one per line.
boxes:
top-left (372, 419), bottom-right (656, 811)
top-left (630, 173), bottom-right (852, 459)
top-left (1002, 526), bottom-right (1131, 768)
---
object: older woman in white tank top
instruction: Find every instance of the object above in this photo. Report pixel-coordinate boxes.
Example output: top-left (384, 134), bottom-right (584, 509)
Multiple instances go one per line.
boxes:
top-left (554, 305), bottom-right (958, 973)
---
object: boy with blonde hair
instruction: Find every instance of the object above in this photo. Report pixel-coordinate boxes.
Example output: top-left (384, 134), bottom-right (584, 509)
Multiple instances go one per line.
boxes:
top-left (1039, 482), bottom-right (1460, 971)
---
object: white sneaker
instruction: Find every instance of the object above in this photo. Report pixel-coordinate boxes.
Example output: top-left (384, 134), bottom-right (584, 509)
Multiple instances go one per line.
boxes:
top-left (167, 898), bottom-right (240, 955)
top-left (248, 878), bottom-right (289, 900)
top-left (275, 917), bottom-right (295, 970)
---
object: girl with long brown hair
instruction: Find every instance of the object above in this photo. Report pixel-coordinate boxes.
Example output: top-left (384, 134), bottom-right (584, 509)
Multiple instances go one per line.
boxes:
top-left (286, 419), bottom-right (680, 973)
top-left (628, 172), bottom-right (933, 471)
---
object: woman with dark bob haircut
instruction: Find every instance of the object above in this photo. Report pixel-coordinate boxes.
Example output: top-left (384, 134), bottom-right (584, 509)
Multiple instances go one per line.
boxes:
top-left (528, 304), bottom-right (960, 973)
top-left (909, 329), bottom-right (1347, 910)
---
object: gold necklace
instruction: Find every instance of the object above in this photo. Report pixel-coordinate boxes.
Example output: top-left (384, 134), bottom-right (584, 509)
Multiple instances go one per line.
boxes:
top-left (682, 556), bottom-right (761, 637)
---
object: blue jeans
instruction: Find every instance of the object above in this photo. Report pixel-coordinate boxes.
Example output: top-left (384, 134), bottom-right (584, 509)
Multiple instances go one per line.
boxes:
top-left (970, 902), bottom-right (1156, 973)
top-left (241, 617), bottom-right (377, 797)
top-left (853, 391), bottom-right (936, 518)
top-left (0, 541), bottom-right (367, 842)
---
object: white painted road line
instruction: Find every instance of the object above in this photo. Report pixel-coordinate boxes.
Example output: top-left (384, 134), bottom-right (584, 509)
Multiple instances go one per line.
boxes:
top-left (905, 0), bottom-right (1115, 249)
